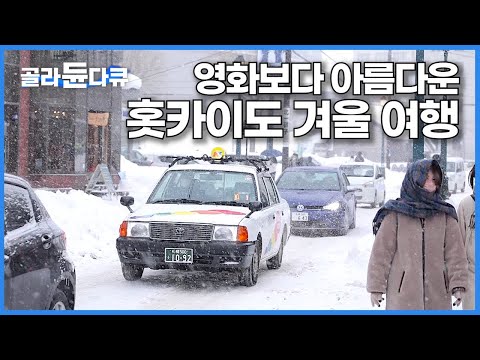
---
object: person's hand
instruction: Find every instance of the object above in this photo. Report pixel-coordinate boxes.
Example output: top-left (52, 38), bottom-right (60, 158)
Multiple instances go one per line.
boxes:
top-left (453, 289), bottom-right (465, 307)
top-left (370, 292), bottom-right (384, 307)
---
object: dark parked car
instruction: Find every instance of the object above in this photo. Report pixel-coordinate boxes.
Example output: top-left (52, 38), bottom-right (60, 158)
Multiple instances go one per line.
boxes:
top-left (149, 154), bottom-right (177, 167)
top-left (4, 173), bottom-right (76, 310)
top-left (276, 166), bottom-right (358, 236)
top-left (121, 149), bottom-right (153, 166)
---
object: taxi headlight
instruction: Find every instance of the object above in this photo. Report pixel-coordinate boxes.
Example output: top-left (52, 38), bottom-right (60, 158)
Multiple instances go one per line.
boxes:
top-left (213, 226), bottom-right (237, 241)
top-left (128, 222), bottom-right (150, 237)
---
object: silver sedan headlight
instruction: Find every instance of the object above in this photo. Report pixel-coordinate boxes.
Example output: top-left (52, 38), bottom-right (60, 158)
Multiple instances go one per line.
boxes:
top-left (324, 201), bottom-right (341, 211)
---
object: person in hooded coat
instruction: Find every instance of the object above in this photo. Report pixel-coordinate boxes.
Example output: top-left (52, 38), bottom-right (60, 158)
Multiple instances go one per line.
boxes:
top-left (367, 159), bottom-right (468, 310)
top-left (354, 151), bottom-right (365, 162)
top-left (289, 153), bottom-right (299, 167)
top-left (457, 164), bottom-right (475, 310)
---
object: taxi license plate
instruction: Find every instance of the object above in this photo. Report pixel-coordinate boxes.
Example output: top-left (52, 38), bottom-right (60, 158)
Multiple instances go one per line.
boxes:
top-left (165, 248), bottom-right (193, 263)
top-left (292, 212), bottom-right (308, 221)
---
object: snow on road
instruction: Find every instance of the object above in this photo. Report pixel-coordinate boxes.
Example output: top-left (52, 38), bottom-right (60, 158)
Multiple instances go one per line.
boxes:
top-left (73, 205), bottom-right (376, 310)
top-left (35, 159), bottom-right (470, 311)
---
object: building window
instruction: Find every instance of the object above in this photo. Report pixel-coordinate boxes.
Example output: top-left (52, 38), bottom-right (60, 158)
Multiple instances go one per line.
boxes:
top-left (28, 106), bottom-right (76, 174)
top-left (86, 112), bottom-right (111, 172)
top-left (51, 50), bottom-right (76, 61)
top-left (47, 108), bottom-right (75, 174)
top-left (4, 64), bottom-right (20, 104)
top-left (5, 50), bottom-right (20, 65)
top-left (29, 107), bottom-right (46, 174)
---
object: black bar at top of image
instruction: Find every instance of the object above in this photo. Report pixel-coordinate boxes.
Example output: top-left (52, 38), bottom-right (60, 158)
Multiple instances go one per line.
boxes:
top-left (1, 19), bottom-right (479, 45)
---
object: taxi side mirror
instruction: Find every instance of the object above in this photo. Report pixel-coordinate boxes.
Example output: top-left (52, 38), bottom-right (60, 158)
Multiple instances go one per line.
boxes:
top-left (246, 201), bottom-right (263, 219)
top-left (248, 201), bottom-right (263, 212)
top-left (120, 196), bottom-right (135, 213)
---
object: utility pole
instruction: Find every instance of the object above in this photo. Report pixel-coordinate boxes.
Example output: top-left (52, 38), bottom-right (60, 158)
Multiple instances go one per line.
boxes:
top-left (439, 50), bottom-right (449, 199)
top-left (234, 55), bottom-right (246, 156)
top-left (266, 51), bottom-right (283, 153)
top-left (381, 106), bottom-right (385, 166)
top-left (236, 107), bottom-right (242, 156)
top-left (281, 50), bottom-right (291, 171)
top-left (381, 50), bottom-right (392, 167)
top-left (412, 50), bottom-right (425, 162)
top-left (266, 94), bottom-right (274, 151)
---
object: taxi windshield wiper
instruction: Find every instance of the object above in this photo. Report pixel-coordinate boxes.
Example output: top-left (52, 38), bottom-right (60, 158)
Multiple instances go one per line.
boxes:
top-left (203, 201), bottom-right (247, 207)
top-left (151, 199), bottom-right (204, 204)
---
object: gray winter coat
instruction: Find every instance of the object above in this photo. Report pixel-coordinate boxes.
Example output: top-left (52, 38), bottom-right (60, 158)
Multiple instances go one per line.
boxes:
top-left (458, 195), bottom-right (475, 309)
top-left (367, 212), bottom-right (468, 310)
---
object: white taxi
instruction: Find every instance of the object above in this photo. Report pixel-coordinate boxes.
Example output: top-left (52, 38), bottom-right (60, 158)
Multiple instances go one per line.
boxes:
top-left (116, 150), bottom-right (291, 287)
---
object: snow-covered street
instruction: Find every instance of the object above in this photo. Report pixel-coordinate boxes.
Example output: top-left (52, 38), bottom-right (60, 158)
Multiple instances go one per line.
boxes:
top-left (35, 158), bottom-right (469, 311)
top-left (4, 48), bottom-right (474, 313)
top-left (73, 205), bottom-right (376, 310)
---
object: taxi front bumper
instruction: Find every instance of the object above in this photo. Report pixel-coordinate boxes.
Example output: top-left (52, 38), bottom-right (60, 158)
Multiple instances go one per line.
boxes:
top-left (116, 237), bottom-right (255, 271)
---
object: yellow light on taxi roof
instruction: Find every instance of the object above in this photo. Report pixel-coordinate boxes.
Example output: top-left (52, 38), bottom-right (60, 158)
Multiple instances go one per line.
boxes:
top-left (211, 146), bottom-right (226, 160)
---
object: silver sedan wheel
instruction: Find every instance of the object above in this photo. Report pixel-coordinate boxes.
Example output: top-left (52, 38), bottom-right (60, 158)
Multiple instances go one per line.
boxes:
top-left (51, 301), bottom-right (67, 310)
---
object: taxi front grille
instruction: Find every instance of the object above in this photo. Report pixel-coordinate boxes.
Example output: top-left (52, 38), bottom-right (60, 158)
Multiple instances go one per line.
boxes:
top-left (149, 222), bottom-right (214, 241)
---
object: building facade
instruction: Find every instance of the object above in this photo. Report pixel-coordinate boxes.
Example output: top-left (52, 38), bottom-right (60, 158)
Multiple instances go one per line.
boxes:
top-left (117, 49), bottom-right (474, 164)
top-left (351, 49), bottom-right (475, 163)
top-left (4, 50), bottom-right (123, 189)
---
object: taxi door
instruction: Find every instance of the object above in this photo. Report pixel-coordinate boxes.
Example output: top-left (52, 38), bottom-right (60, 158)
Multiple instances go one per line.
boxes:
top-left (260, 176), bottom-right (284, 259)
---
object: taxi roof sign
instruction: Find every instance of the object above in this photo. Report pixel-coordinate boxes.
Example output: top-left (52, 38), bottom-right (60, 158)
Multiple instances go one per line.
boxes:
top-left (211, 147), bottom-right (226, 160)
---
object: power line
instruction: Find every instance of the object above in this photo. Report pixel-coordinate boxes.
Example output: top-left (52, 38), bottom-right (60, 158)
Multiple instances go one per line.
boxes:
top-left (124, 50), bottom-right (236, 85)
top-left (292, 50), bottom-right (312, 63)
top-left (292, 50), bottom-right (337, 63)
top-left (126, 50), bottom-right (342, 86)
top-left (418, 49), bottom-right (475, 59)
top-left (444, 51), bottom-right (475, 59)
top-left (133, 51), bottom-right (229, 77)
top-left (318, 50), bottom-right (337, 63)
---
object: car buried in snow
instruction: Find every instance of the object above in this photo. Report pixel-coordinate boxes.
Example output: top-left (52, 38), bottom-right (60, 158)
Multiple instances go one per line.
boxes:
top-left (4, 173), bottom-right (76, 310)
top-left (116, 152), bottom-right (291, 287)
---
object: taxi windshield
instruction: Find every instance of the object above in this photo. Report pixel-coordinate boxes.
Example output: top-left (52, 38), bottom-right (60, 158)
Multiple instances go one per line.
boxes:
top-left (147, 170), bottom-right (258, 205)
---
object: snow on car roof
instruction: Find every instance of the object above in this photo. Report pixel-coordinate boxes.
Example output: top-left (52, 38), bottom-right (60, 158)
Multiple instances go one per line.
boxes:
top-left (167, 155), bottom-right (273, 174)
top-left (283, 165), bottom-right (339, 172)
top-left (447, 156), bottom-right (464, 162)
top-left (169, 162), bottom-right (258, 174)
top-left (341, 159), bottom-right (375, 165)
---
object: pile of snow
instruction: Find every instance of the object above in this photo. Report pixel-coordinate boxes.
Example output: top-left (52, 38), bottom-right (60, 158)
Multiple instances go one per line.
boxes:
top-left (36, 188), bottom-right (126, 266)
top-left (35, 157), bottom-right (167, 266)
top-left (116, 155), bottom-right (167, 205)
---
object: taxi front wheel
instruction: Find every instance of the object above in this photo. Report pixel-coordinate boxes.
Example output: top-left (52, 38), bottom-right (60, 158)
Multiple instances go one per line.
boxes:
top-left (122, 263), bottom-right (144, 281)
top-left (240, 244), bottom-right (260, 287)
